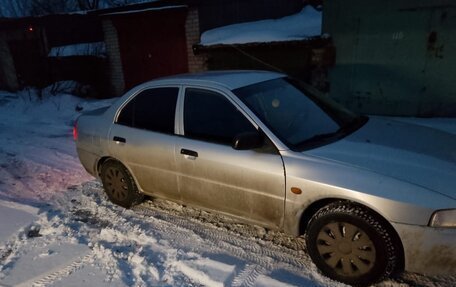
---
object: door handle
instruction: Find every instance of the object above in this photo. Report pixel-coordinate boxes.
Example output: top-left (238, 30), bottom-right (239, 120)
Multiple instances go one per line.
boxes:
top-left (113, 136), bottom-right (126, 143)
top-left (180, 148), bottom-right (198, 158)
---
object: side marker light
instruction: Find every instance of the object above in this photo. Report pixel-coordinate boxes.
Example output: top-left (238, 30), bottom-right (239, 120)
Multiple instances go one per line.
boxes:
top-left (291, 187), bottom-right (302, 195)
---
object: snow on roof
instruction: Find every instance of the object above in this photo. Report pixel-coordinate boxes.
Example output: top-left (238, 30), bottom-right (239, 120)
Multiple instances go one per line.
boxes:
top-left (100, 5), bottom-right (187, 16)
top-left (48, 42), bottom-right (106, 57)
top-left (200, 6), bottom-right (322, 46)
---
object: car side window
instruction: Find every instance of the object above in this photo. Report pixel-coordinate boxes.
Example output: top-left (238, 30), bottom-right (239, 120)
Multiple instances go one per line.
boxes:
top-left (184, 88), bottom-right (257, 145)
top-left (117, 87), bottom-right (178, 134)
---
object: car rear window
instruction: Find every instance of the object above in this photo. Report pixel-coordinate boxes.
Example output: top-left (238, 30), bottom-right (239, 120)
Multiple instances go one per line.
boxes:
top-left (117, 87), bottom-right (178, 134)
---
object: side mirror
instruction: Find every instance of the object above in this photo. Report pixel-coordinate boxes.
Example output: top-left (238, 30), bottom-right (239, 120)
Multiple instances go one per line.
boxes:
top-left (232, 132), bottom-right (264, 150)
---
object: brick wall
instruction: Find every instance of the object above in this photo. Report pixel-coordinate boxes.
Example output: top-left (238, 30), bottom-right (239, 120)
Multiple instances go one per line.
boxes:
top-left (102, 19), bottom-right (125, 97)
top-left (185, 8), bottom-right (207, 73)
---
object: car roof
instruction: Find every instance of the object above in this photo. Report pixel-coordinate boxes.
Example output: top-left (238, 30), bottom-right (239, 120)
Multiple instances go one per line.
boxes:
top-left (151, 70), bottom-right (285, 90)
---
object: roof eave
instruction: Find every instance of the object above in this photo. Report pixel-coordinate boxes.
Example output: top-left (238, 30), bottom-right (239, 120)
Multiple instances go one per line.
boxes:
top-left (193, 36), bottom-right (330, 54)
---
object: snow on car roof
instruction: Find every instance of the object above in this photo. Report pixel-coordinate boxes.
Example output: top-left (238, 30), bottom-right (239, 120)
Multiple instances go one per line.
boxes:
top-left (156, 70), bottom-right (285, 90)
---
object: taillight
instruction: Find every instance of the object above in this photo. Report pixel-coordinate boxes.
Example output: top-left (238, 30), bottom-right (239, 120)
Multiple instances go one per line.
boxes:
top-left (73, 120), bottom-right (78, 141)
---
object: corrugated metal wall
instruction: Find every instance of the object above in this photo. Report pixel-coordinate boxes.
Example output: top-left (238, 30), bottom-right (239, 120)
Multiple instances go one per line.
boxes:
top-left (324, 0), bottom-right (456, 116)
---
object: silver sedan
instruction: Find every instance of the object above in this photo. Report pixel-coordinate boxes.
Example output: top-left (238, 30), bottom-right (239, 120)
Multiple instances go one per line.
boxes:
top-left (74, 70), bottom-right (456, 286)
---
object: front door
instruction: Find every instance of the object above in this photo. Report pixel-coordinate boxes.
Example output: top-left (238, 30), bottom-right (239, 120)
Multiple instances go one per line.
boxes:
top-left (175, 87), bottom-right (285, 228)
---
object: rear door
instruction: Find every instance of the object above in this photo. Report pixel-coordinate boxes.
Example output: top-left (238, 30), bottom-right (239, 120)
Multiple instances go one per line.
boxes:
top-left (108, 87), bottom-right (180, 201)
top-left (175, 87), bottom-right (286, 228)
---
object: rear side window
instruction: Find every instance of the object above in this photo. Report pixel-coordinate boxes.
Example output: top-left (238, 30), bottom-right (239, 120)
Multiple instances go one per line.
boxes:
top-left (184, 88), bottom-right (256, 144)
top-left (117, 87), bottom-right (178, 134)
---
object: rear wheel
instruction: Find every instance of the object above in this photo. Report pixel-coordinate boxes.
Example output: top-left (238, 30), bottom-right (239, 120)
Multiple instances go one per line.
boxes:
top-left (100, 160), bottom-right (143, 208)
top-left (306, 202), bottom-right (400, 286)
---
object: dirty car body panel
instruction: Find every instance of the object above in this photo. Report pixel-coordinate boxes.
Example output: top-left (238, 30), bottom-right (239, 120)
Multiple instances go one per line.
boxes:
top-left (75, 70), bottom-right (456, 280)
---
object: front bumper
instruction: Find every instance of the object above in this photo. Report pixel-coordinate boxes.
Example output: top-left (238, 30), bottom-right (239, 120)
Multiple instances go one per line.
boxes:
top-left (392, 222), bottom-right (456, 275)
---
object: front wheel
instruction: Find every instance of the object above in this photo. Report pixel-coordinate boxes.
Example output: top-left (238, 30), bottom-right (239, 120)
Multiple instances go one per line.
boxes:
top-left (306, 202), bottom-right (401, 286)
top-left (100, 160), bottom-right (144, 208)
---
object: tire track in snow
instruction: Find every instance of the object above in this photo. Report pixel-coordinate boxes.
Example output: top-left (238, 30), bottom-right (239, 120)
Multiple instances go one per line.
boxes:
top-left (65, 183), bottom-right (321, 286)
top-left (231, 264), bottom-right (268, 287)
top-left (136, 202), bottom-right (309, 266)
top-left (132, 202), bottom-right (318, 283)
top-left (0, 248), bottom-right (12, 265)
top-left (13, 252), bottom-right (95, 287)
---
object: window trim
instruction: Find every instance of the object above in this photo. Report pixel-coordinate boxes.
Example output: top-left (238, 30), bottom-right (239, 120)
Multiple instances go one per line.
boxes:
top-left (114, 84), bottom-right (182, 123)
top-left (114, 85), bottom-right (182, 135)
top-left (180, 85), bottom-right (260, 139)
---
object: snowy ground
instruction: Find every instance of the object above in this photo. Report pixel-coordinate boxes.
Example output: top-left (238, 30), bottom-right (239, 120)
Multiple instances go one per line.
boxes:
top-left (0, 88), bottom-right (455, 287)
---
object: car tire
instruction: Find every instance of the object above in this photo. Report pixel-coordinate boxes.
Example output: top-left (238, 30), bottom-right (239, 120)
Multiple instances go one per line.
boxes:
top-left (305, 201), bottom-right (400, 286)
top-left (100, 160), bottom-right (144, 208)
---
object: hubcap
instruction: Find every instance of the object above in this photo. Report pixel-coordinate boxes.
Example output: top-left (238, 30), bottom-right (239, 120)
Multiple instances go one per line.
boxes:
top-left (104, 167), bottom-right (128, 201)
top-left (316, 222), bottom-right (376, 277)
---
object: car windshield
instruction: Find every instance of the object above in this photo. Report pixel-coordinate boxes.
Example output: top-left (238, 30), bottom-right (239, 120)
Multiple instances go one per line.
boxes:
top-left (233, 77), bottom-right (367, 150)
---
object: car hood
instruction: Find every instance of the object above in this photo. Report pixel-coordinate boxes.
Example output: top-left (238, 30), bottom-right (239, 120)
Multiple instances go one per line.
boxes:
top-left (305, 117), bottom-right (456, 200)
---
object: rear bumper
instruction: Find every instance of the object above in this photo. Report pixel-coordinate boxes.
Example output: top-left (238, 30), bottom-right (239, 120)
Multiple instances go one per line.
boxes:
top-left (392, 222), bottom-right (456, 275)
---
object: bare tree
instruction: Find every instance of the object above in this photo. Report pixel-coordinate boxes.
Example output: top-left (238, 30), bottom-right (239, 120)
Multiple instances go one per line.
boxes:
top-left (76, 0), bottom-right (101, 10)
top-left (104, 0), bottom-right (149, 8)
top-left (0, 0), bottom-right (34, 17)
top-left (0, 0), bottom-right (148, 17)
top-left (30, 0), bottom-right (77, 16)
top-left (0, 0), bottom-right (77, 17)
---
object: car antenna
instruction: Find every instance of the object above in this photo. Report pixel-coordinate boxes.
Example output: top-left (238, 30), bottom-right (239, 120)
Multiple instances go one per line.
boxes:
top-left (228, 44), bottom-right (286, 74)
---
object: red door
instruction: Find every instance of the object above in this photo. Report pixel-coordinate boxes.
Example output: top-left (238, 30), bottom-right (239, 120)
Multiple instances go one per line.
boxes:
top-left (114, 8), bottom-right (189, 89)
